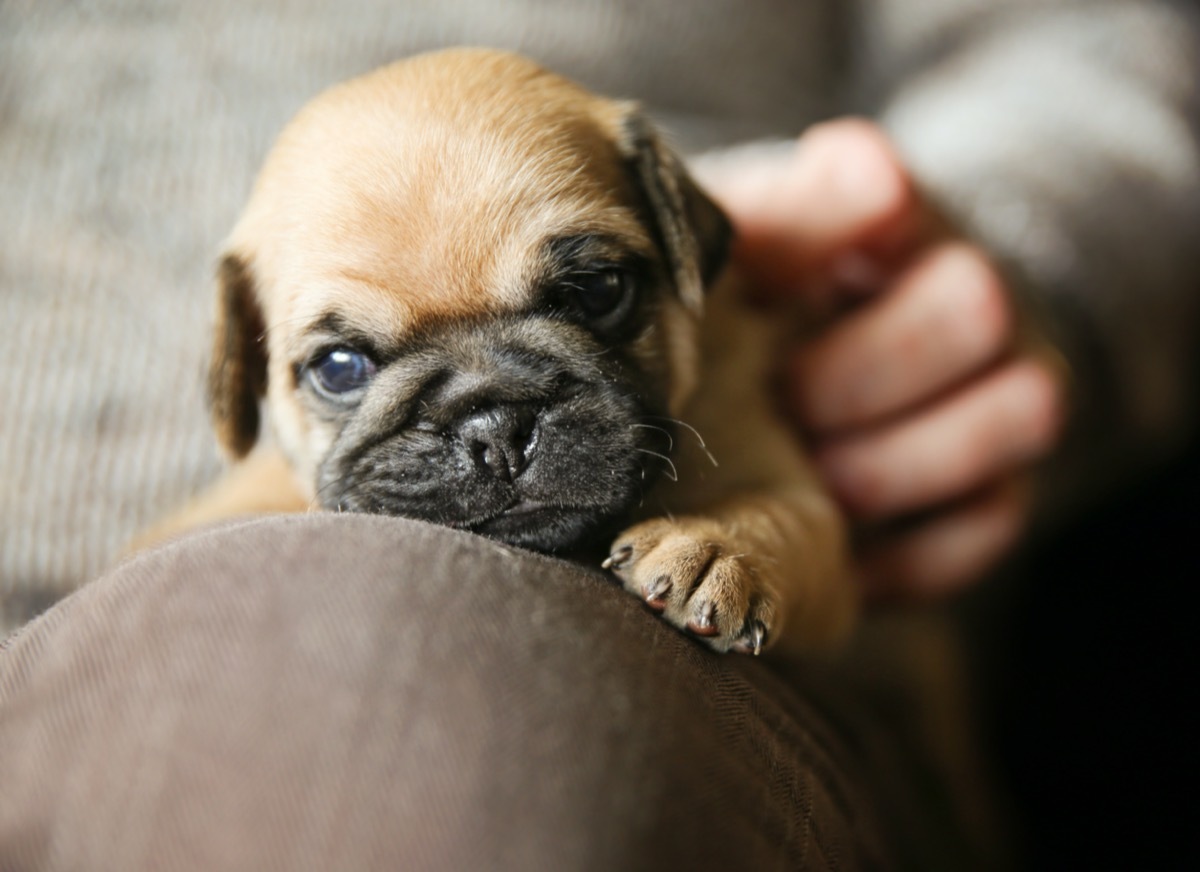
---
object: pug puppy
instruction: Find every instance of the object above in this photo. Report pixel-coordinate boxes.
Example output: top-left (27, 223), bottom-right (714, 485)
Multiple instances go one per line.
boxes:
top-left (150, 48), bottom-right (855, 655)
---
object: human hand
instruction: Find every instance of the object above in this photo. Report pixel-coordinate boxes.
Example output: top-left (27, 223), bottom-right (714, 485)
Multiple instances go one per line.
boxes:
top-left (696, 119), bottom-right (1066, 601)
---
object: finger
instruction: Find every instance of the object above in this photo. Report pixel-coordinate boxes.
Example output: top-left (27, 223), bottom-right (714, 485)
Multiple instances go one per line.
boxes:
top-left (794, 243), bottom-right (1014, 433)
top-left (698, 119), bottom-right (916, 293)
top-left (857, 481), bottom-right (1030, 601)
top-left (816, 359), bottom-right (1063, 521)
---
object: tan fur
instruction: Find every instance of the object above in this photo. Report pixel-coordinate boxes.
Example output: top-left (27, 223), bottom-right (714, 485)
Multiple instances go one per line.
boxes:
top-left (147, 48), bottom-right (854, 655)
top-left (129, 450), bottom-right (307, 551)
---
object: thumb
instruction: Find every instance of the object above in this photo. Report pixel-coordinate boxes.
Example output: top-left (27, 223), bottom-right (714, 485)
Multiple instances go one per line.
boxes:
top-left (698, 119), bottom-right (916, 294)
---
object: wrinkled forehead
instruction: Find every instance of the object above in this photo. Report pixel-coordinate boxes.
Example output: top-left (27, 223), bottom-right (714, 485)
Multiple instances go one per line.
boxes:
top-left (240, 59), bottom-right (652, 340)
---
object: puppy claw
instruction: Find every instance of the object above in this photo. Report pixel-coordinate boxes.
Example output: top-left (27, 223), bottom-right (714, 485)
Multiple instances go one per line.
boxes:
top-left (686, 600), bottom-right (719, 637)
top-left (601, 545), bottom-right (633, 571)
top-left (732, 620), bottom-right (768, 656)
top-left (643, 575), bottom-right (671, 612)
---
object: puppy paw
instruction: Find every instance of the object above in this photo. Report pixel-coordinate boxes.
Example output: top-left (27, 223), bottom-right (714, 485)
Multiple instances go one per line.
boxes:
top-left (603, 518), bottom-right (776, 655)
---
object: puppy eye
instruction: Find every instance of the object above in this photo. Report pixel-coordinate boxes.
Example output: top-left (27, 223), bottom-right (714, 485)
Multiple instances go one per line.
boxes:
top-left (565, 269), bottom-right (636, 322)
top-left (308, 348), bottom-right (377, 397)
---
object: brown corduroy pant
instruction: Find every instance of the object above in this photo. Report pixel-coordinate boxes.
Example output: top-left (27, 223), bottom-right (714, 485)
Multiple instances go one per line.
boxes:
top-left (0, 514), bottom-right (985, 871)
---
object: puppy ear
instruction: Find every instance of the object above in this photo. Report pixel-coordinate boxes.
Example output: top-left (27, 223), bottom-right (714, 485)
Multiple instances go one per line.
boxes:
top-left (207, 253), bottom-right (268, 459)
top-left (620, 112), bottom-right (732, 314)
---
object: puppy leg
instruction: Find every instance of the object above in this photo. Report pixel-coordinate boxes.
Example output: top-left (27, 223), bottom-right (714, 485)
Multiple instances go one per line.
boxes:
top-left (129, 449), bottom-right (310, 552)
top-left (607, 280), bottom-right (856, 655)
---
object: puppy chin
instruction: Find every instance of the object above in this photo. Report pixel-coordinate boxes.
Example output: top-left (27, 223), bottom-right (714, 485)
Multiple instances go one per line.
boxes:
top-left (468, 504), bottom-right (625, 555)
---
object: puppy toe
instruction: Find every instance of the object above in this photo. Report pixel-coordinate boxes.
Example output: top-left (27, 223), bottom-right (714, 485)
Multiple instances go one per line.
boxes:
top-left (600, 543), bottom-right (634, 572)
top-left (606, 522), bottom-right (714, 606)
top-left (727, 594), bottom-right (777, 655)
top-left (681, 554), bottom-right (752, 644)
top-left (642, 574), bottom-right (672, 612)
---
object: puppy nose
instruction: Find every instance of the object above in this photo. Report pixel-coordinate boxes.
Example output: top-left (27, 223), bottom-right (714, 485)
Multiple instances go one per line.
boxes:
top-left (458, 406), bottom-right (536, 483)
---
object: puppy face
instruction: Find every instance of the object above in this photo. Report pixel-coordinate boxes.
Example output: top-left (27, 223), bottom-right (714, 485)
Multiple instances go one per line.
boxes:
top-left (209, 49), bottom-right (730, 553)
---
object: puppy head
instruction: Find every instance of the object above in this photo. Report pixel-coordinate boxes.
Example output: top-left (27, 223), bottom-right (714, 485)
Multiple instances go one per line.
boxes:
top-left (208, 48), bottom-right (731, 552)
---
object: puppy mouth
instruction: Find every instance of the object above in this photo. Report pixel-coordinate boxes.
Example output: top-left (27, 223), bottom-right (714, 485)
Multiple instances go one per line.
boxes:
top-left (462, 497), bottom-right (626, 554)
top-left (321, 404), bottom-right (671, 554)
top-left (485, 499), bottom-right (552, 518)
top-left (465, 498), bottom-right (578, 530)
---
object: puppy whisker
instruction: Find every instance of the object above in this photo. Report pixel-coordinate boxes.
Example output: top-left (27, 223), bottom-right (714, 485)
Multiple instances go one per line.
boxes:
top-left (634, 447), bottom-right (678, 483)
top-left (645, 415), bottom-right (718, 468)
top-left (311, 471), bottom-right (365, 510)
top-left (630, 422), bottom-right (673, 452)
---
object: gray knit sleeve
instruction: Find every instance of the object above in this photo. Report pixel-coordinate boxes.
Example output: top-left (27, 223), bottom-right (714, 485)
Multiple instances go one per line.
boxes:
top-left (859, 0), bottom-right (1200, 515)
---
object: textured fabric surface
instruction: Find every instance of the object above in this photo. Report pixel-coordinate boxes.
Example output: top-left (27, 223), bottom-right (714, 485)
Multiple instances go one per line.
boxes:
top-left (0, 514), bottom-right (937, 871)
